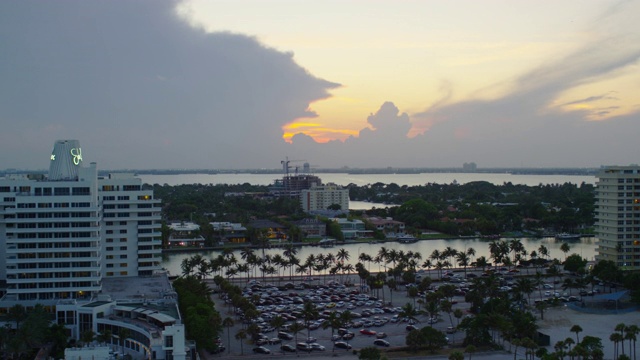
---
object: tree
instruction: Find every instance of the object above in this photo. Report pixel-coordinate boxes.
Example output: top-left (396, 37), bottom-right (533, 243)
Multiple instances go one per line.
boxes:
top-left (449, 350), bottom-right (465, 360)
top-left (222, 317), bottom-right (234, 354)
top-left (7, 305), bottom-right (27, 330)
top-left (564, 254), bottom-right (587, 273)
top-left (420, 326), bottom-right (449, 353)
top-left (289, 322), bottom-right (305, 355)
top-left (359, 346), bottom-right (382, 360)
top-left (398, 302), bottom-right (420, 325)
top-left (81, 330), bottom-right (95, 346)
top-left (235, 329), bottom-right (247, 355)
top-left (464, 344), bottom-right (477, 360)
top-left (571, 324), bottom-right (583, 343)
top-left (560, 242), bottom-right (571, 260)
top-left (118, 327), bottom-right (131, 354)
top-left (98, 329), bottom-right (113, 345)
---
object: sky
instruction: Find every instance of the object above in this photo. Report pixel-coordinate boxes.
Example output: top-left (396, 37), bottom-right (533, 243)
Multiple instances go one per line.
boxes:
top-left (1, 0), bottom-right (639, 170)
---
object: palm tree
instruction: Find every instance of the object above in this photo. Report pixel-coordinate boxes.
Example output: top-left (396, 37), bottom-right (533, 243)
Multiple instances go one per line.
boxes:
top-left (270, 315), bottom-right (286, 338)
top-left (562, 278), bottom-right (576, 296)
top-left (359, 252), bottom-right (373, 272)
top-left (301, 301), bottom-right (318, 341)
top-left (571, 324), bottom-right (583, 343)
top-left (289, 322), bottom-right (305, 355)
top-left (515, 278), bottom-right (534, 305)
top-left (612, 332), bottom-right (624, 360)
top-left (235, 329), bottom-right (247, 355)
top-left (617, 323), bottom-right (628, 356)
top-left (398, 302), bottom-right (420, 325)
top-left (118, 328), bottom-right (131, 354)
top-left (456, 251), bottom-right (471, 277)
top-left (625, 324), bottom-right (639, 360)
top-left (475, 256), bottom-right (489, 272)
top-left (322, 312), bottom-right (341, 353)
top-left (222, 317), bottom-right (234, 354)
top-left (336, 248), bottom-right (350, 264)
top-left (538, 245), bottom-right (549, 262)
top-left (560, 242), bottom-right (571, 261)
top-left (624, 326), bottom-right (637, 360)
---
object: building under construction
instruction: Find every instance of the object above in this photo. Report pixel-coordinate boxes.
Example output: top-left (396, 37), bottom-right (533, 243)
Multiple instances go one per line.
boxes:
top-left (269, 158), bottom-right (322, 197)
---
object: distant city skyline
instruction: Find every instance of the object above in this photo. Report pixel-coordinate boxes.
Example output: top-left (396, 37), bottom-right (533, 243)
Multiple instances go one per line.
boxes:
top-left (1, 1), bottom-right (639, 170)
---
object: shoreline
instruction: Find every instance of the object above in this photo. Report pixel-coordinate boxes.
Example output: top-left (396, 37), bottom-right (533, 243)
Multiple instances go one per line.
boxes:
top-left (161, 234), bottom-right (595, 254)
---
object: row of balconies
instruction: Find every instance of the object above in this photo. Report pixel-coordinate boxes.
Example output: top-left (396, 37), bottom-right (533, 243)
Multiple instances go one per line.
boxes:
top-left (7, 275), bottom-right (101, 283)
top-left (6, 284), bottom-right (101, 293)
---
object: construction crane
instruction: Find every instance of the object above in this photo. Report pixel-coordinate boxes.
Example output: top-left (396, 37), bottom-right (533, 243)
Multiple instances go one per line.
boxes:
top-left (280, 157), bottom-right (306, 177)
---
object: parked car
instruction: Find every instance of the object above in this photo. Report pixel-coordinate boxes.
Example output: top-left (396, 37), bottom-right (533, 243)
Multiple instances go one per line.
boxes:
top-left (342, 332), bottom-right (355, 340)
top-left (373, 339), bottom-right (390, 347)
top-left (334, 341), bottom-right (352, 350)
top-left (278, 332), bottom-right (294, 340)
top-left (268, 338), bottom-right (282, 345)
top-left (253, 346), bottom-right (271, 354)
top-left (305, 336), bottom-right (317, 343)
top-left (309, 343), bottom-right (326, 351)
top-left (360, 329), bottom-right (377, 336)
top-left (280, 344), bottom-right (296, 353)
top-left (406, 325), bottom-right (418, 331)
top-left (375, 332), bottom-right (387, 339)
top-left (446, 327), bottom-right (456, 334)
top-left (296, 343), bottom-right (312, 352)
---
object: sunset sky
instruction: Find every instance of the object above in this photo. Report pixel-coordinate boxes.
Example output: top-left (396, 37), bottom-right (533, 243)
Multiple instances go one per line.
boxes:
top-left (177, 0), bottom-right (639, 141)
top-left (0, 1), bottom-right (638, 169)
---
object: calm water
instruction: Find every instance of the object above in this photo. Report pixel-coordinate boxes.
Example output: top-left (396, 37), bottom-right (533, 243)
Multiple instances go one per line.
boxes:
top-left (140, 172), bottom-right (595, 187)
top-left (150, 172), bottom-right (598, 275)
top-left (161, 237), bottom-right (597, 277)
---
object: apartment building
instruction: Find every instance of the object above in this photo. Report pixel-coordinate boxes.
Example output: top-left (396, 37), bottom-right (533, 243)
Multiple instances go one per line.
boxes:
top-left (595, 165), bottom-right (640, 270)
top-left (0, 140), bottom-right (179, 359)
top-left (300, 183), bottom-right (349, 213)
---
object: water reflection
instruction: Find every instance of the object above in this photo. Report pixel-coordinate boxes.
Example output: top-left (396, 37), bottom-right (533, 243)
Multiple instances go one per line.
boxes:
top-left (161, 237), bottom-right (597, 277)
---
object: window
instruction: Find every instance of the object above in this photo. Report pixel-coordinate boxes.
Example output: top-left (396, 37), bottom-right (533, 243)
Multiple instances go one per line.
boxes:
top-left (54, 187), bottom-right (70, 196)
top-left (72, 187), bottom-right (90, 196)
top-left (165, 336), bottom-right (174, 347)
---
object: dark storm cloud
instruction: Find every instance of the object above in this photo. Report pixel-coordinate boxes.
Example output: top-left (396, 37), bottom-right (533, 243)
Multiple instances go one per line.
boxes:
top-left (0, 0), bottom-right (338, 169)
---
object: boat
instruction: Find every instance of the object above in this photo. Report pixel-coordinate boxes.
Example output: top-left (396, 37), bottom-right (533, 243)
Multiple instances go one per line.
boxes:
top-left (318, 238), bottom-right (336, 247)
top-left (555, 233), bottom-right (581, 241)
top-left (396, 235), bottom-right (418, 244)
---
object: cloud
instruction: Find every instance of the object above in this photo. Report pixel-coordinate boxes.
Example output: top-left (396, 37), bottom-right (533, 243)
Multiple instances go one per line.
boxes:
top-left (1, 0), bottom-right (639, 171)
top-left (0, 0), bottom-right (338, 169)
top-left (561, 93), bottom-right (619, 107)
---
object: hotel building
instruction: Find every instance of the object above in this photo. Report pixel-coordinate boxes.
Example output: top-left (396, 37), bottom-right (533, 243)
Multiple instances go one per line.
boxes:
top-left (595, 165), bottom-right (640, 270)
top-left (0, 140), bottom-right (187, 359)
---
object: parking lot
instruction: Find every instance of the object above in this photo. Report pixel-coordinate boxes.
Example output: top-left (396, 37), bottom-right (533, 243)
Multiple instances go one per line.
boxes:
top-left (208, 272), bottom-right (475, 357)
top-left (205, 268), bottom-right (629, 359)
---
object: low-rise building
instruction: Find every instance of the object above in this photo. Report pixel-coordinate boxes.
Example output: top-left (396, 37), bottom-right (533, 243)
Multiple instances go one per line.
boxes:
top-left (168, 222), bottom-right (205, 247)
top-left (332, 218), bottom-right (372, 239)
top-left (364, 216), bottom-right (405, 237)
top-left (291, 218), bottom-right (326, 238)
top-left (211, 221), bottom-right (247, 243)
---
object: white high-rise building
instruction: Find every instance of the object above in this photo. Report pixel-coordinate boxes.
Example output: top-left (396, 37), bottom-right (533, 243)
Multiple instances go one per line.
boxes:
top-left (300, 182), bottom-right (349, 213)
top-left (0, 140), bottom-right (162, 303)
top-left (0, 140), bottom-right (184, 359)
top-left (595, 165), bottom-right (640, 270)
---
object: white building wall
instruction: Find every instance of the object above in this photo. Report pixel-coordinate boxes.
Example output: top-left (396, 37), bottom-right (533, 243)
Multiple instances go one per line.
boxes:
top-left (0, 164), bottom-right (102, 302)
top-left (99, 174), bottom-right (162, 277)
top-left (300, 183), bottom-right (349, 213)
top-left (595, 165), bottom-right (640, 269)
